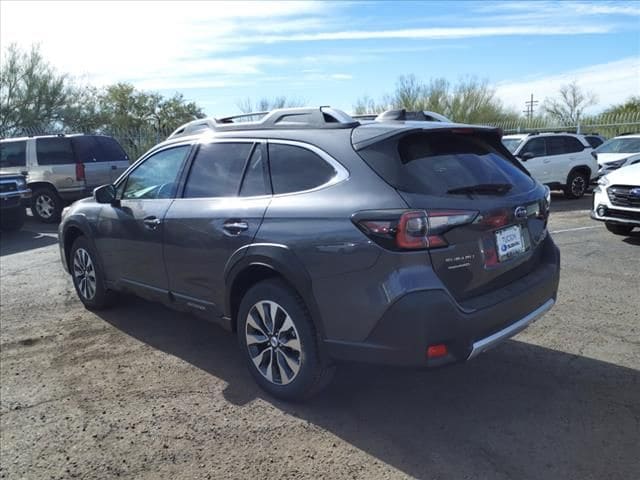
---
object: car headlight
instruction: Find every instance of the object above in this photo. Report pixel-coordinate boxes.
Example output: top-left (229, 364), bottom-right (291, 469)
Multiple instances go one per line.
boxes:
top-left (15, 178), bottom-right (26, 189)
top-left (598, 176), bottom-right (610, 187)
top-left (544, 185), bottom-right (551, 206)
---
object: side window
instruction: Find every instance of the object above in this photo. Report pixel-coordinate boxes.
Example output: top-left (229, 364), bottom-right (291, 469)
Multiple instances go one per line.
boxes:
top-left (268, 143), bottom-right (337, 194)
top-left (586, 136), bottom-right (603, 148)
top-left (240, 145), bottom-right (269, 197)
top-left (0, 141), bottom-right (27, 167)
top-left (520, 138), bottom-right (546, 157)
top-left (546, 137), bottom-right (566, 156)
top-left (72, 136), bottom-right (100, 163)
top-left (183, 142), bottom-right (252, 198)
top-left (563, 136), bottom-right (585, 153)
top-left (36, 138), bottom-right (75, 165)
top-left (122, 146), bottom-right (189, 200)
top-left (94, 136), bottom-right (129, 162)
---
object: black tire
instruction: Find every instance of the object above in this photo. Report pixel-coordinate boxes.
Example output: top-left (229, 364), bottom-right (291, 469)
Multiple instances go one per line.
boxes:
top-left (605, 223), bottom-right (634, 236)
top-left (69, 236), bottom-right (116, 310)
top-left (564, 170), bottom-right (589, 199)
top-left (31, 187), bottom-right (62, 223)
top-left (0, 207), bottom-right (26, 231)
top-left (237, 279), bottom-right (335, 401)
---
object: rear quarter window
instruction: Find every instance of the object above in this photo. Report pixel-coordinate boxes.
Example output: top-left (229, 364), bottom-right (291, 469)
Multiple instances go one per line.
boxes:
top-left (0, 141), bottom-right (27, 167)
top-left (358, 131), bottom-right (534, 196)
top-left (268, 143), bottom-right (336, 194)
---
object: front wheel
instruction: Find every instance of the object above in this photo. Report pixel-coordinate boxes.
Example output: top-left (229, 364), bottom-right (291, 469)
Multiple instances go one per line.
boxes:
top-left (564, 171), bottom-right (588, 199)
top-left (605, 223), bottom-right (634, 236)
top-left (70, 236), bottom-right (116, 310)
top-left (237, 279), bottom-right (334, 401)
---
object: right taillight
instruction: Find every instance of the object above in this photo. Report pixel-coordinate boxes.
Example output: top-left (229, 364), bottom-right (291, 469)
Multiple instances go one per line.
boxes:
top-left (354, 209), bottom-right (477, 251)
top-left (75, 162), bottom-right (85, 181)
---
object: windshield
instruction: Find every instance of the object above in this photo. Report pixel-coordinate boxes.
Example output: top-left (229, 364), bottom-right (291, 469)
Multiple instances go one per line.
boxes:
top-left (596, 137), bottom-right (640, 154)
top-left (502, 138), bottom-right (523, 153)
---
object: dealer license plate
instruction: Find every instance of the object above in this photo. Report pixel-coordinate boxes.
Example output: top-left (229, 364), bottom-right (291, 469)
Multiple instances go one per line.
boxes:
top-left (496, 225), bottom-right (525, 261)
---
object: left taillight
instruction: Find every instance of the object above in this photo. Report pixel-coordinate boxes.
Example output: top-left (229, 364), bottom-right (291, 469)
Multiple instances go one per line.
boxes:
top-left (354, 209), bottom-right (477, 251)
top-left (75, 162), bottom-right (85, 181)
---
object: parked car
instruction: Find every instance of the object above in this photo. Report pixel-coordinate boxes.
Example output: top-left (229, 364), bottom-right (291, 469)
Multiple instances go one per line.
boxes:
top-left (0, 134), bottom-right (129, 223)
top-left (0, 173), bottom-right (31, 231)
top-left (591, 163), bottom-right (640, 236)
top-left (592, 134), bottom-right (640, 179)
top-left (58, 107), bottom-right (560, 400)
top-left (583, 134), bottom-right (606, 149)
top-left (502, 132), bottom-right (597, 198)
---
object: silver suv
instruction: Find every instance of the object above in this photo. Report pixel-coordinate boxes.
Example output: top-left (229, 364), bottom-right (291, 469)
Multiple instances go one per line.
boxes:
top-left (0, 134), bottom-right (129, 222)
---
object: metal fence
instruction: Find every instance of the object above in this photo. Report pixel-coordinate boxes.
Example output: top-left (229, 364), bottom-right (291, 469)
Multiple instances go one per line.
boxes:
top-left (2, 112), bottom-right (639, 161)
top-left (486, 112), bottom-right (640, 138)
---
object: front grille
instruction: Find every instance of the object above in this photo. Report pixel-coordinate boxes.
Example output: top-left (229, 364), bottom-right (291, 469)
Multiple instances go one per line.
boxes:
top-left (0, 182), bottom-right (18, 194)
top-left (608, 185), bottom-right (640, 208)
top-left (606, 208), bottom-right (640, 221)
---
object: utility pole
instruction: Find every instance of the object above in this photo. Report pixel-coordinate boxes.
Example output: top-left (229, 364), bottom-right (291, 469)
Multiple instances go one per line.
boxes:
top-left (523, 93), bottom-right (538, 120)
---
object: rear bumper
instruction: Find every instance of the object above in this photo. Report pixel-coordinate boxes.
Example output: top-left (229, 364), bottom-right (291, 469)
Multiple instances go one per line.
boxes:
top-left (325, 239), bottom-right (560, 367)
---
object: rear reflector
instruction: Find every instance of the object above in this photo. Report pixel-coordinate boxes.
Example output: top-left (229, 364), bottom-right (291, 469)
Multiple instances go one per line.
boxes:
top-left (427, 344), bottom-right (448, 358)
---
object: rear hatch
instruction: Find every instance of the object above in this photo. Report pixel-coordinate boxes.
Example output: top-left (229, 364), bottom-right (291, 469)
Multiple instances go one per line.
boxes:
top-left (354, 126), bottom-right (550, 302)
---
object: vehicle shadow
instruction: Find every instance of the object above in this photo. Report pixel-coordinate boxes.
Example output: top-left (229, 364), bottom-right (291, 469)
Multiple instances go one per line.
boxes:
top-left (622, 231), bottom-right (640, 245)
top-left (97, 296), bottom-right (640, 480)
top-left (549, 192), bottom-right (592, 213)
top-left (0, 217), bottom-right (58, 256)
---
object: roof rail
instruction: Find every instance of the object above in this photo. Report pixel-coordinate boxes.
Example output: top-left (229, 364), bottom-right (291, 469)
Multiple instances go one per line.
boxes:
top-left (353, 109), bottom-right (451, 123)
top-left (167, 106), bottom-right (359, 140)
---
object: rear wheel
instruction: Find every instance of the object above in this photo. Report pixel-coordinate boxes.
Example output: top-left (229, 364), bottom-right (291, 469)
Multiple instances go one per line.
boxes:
top-left (70, 236), bottom-right (116, 310)
top-left (237, 279), bottom-right (334, 401)
top-left (31, 187), bottom-right (62, 223)
top-left (564, 171), bottom-right (588, 199)
top-left (0, 207), bottom-right (26, 231)
top-left (605, 223), bottom-right (634, 236)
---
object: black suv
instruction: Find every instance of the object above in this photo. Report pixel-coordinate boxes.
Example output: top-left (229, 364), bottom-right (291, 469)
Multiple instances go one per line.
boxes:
top-left (58, 107), bottom-right (560, 400)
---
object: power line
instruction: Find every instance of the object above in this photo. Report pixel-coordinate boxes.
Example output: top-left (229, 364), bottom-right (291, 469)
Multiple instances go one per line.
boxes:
top-left (523, 93), bottom-right (539, 119)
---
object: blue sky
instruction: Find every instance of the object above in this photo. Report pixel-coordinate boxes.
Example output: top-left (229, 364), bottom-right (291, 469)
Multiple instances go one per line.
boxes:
top-left (1, 1), bottom-right (639, 116)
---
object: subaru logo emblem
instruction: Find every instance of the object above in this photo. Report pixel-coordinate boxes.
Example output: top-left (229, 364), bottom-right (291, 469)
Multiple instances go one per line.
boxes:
top-left (514, 206), bottom-right (527, 219)
top-left (630, 187), bottom-right (640, 198)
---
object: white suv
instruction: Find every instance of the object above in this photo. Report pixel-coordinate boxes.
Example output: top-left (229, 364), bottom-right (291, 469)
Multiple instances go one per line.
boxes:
top-left (502, 133), bottom-right (597, 198)
top-left (591, 163), bottom-right (640, 236)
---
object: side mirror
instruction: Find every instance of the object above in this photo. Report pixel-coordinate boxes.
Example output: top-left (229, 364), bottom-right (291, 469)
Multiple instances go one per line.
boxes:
top-left (519, 152), bottom-right (535, 161)
top-left (94, 184), bottom-right (118, 205)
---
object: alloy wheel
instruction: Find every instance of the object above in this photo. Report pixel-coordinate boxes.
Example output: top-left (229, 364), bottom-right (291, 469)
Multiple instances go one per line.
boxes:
top-left (571, 176), bottom-right (586, 196)
top-left (73, 248), bottom-right (97, 300)
top-left (245, 300), bottom-right (302, 385)
top-left (35, 194), bottom-right (55, 219)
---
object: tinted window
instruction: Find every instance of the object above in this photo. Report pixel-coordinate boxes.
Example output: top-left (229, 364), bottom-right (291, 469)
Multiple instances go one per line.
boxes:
top-left (546, 137), bottom-right (567, 156)
top-left (562, 136), bottom-right (585, 153)
top-left (36, 138), bottom-right (75, 165)
top-left (585, 136), bottom-right (603, 148)
top-left (0, 141), bottom-right (26, 167)
top-left (240, 145), bottom-right (269, 197)
top-left (72, 136), bottom-right (100, 163)
top-left (95, 136), bottom-right (128, 162)
top-left (358, 132), bottom-right (534, 196)
top-left (268, 143), bottom-right (336, 194)
top-left (184, 142), bottom-right (252, 198)
top-left (520, 138), bottom-right (546, 157)
top-left (122, 146), bottom-right (189, 200)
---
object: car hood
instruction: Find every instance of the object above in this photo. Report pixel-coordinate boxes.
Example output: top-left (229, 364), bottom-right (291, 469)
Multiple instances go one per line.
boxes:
top-left (603, 163), bottom-right (640, 185)
top-left (597, 152), bottom-right (640, 166)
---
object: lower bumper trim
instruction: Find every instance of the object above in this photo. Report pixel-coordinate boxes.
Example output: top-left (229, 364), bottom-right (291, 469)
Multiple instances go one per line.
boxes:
top-left (467, 298), bottom-right (555, 360)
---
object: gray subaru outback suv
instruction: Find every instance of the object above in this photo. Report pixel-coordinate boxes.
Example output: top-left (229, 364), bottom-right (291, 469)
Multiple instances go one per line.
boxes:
top-left (58, 107), bottom-right (559, 400)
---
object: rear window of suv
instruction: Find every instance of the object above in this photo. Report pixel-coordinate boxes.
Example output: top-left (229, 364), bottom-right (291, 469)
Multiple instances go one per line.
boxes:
top-left (358, 131), bottom-right (534, 196)
top-left (0, 141), bottom-right (26, 167)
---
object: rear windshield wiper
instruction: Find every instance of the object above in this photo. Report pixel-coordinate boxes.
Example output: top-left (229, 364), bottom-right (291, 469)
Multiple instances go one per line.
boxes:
top-left (447, 183), bottom-right (513, 195)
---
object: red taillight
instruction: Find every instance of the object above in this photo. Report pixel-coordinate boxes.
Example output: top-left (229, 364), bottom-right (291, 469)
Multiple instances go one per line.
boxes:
top-left (354, 209), bottom-right (477, 251)
top-left (75, 162), bottom-right (85, 181)
top-left (427, 344), bottom-right (448, 358)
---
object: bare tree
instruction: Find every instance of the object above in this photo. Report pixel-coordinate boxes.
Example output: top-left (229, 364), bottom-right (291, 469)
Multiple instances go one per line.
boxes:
top-left (542, 81), bottom-right (598, 125)
top-left (352, 95), bottom-right (388, 114)
top-left (236, 96), bottom-right (306, 114)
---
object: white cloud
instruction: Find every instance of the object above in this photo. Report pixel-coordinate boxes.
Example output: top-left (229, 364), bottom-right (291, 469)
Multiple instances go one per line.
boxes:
top-left (330, 74), bottom-right (353, 81)
top-left (496, 57), bottom-right (640, 112)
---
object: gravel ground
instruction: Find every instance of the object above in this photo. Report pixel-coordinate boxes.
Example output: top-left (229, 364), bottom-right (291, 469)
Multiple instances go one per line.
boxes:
top-left (1, 194), bottom-right (639, 480)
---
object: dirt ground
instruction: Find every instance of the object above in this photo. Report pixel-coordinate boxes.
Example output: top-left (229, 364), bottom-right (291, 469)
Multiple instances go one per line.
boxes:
top-left (1, 194), bottom-right (639, 480)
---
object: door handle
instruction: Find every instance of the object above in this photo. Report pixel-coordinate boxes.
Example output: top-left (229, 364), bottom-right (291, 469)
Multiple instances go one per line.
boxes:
top-left (143, 216), bottom-right (161, 229)
top-left (223, 220), bottom-right (249, 234)
top-left (111, 165), bottom-right (118, 170)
